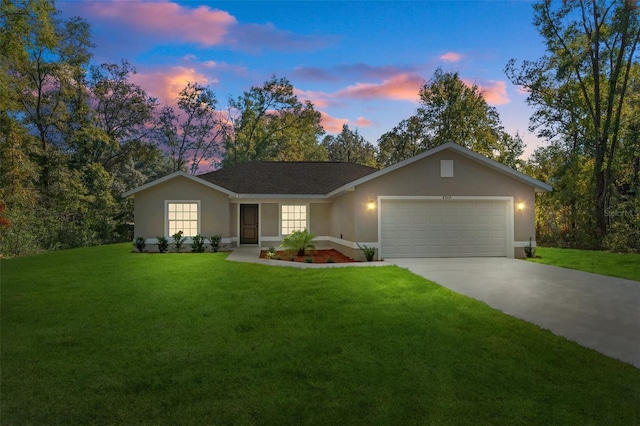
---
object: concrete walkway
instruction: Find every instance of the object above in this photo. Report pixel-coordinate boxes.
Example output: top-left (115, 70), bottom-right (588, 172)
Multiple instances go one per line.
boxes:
top-left (388, 257), bottom-right (640, 368)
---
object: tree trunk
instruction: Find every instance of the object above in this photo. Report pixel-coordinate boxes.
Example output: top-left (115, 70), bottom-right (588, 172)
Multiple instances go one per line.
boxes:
top-left (594, 163), bottom-right (607, 244)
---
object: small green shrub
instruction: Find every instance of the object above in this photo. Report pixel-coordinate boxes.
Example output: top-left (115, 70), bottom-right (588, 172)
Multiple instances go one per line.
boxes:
top-left (172, 231), bottom-right (186, 253)
top-left (326, 257), bottom-right (335, 263)
top-left (134, 237), bottom-right (146, 253)
top-left (209, 234), bottom-right (222, 252)
top-left (524, 237), bottom-right (536, 258)
top-left (191, 234), bottom-right (206, 253)
top-left (265, 246), bottom-right (279, 259)
top-left (357, 243), bottom-right (376, 261)
top-left (305, 256), bottom-right (313, 263)
top-left (156, 236), bottom-right (169, 253)
top-left (282, 229), bottom-right (316, 256)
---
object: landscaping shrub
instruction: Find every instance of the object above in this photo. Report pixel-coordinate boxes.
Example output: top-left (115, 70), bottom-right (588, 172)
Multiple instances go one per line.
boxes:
top-left (282, 229), bottom-right (316, 256)
top-left (172, 231), bottom-right (186, 253)
top-left (209, 234), bottom-right (222, 252)
top-left (156, 236), bottom-right (169, 253)
top-left (191, 234), bottom-right (206, 253)
top-left (134, 237), bottom-right (146, 253)
top-left (265, 247), bottom-right (278, 259)
top-left (357, 243), bottom-right (376, 261)
top-left (524, 237), bottom-right (536, 258)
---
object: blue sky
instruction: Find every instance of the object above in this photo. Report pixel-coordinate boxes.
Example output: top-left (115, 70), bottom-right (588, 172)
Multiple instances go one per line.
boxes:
top-left (58, 0), bottom-right (547, 157)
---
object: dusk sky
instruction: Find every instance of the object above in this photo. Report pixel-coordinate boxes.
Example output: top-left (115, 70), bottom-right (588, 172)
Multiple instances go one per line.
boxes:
top-left (57, 0), bottom-right (548, 158)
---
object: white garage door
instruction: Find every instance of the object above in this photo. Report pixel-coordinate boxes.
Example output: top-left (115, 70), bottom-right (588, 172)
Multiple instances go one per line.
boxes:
top-left (381, 199), bottom-right (508, 258)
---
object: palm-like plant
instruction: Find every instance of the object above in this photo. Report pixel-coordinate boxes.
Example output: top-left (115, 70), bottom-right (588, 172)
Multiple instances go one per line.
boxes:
top-left (282, 229), bottom-right (316, 256)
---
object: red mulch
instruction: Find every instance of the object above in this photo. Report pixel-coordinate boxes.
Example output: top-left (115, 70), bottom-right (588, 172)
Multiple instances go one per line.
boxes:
top-left (259, 249), bottom-right (356, 263)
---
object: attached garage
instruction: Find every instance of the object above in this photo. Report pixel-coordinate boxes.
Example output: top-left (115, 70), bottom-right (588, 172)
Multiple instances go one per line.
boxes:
top-left (380, 198), bottom-right (510, 258)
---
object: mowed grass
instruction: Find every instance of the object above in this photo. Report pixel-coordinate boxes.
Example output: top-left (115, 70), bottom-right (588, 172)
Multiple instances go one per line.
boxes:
top-left (531, 247), bottom-right (640, 281)
top-left (2, 245), bottom-right (639, 425)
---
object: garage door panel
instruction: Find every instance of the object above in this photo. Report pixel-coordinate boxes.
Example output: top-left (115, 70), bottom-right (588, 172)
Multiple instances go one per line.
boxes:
top-left (381, 199), bottom-right (508, 258)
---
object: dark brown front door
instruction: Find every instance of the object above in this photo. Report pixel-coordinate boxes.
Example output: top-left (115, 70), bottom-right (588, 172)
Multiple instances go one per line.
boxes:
top-left (240, 204), bottom-right (259, 244)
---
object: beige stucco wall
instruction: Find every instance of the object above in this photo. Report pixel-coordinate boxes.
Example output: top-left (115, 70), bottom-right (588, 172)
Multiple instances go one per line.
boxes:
top-left (329, 192), bottom-right (356, 241)
top-left (132, 176), bottom-right (230, 239)
top-left (310, 203), bottom-right (331, 236)
top-left (261, 203), bottom-right (279, 236)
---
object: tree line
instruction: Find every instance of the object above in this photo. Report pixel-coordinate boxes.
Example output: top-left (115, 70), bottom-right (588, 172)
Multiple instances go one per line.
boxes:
top-left (1, 0), bottom-right (638, 256)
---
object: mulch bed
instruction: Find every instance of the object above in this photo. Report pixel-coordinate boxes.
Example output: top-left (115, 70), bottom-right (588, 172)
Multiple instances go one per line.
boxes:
top-left (259, 249), bottom-right (357, 263)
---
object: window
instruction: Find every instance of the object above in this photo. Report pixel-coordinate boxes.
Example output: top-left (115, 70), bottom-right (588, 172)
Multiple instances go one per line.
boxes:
top-left (167, 202), bottom-right (199, 237)
top-left (281, 204), bottom-right (307, 235)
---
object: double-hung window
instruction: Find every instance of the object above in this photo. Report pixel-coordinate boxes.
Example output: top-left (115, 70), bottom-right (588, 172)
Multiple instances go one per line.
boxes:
top-left (167, 201), bottom-right (199, 237)
top-left (281, 204), bottom-right (307, 235)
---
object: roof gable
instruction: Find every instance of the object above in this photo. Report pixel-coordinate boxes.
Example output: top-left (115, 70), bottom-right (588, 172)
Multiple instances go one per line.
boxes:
top-left (121, 171), bottom-right (237, 198)
top-left (327, 142), bottom-right (552, 196)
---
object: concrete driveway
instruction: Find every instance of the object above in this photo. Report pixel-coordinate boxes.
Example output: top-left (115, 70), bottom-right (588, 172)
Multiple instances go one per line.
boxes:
top-left (388, 257), bottom-right (640, 368)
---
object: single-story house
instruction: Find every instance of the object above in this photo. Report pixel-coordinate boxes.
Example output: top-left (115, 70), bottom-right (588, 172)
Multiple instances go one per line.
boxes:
top-left (123, 142), bottom-right (552, 260)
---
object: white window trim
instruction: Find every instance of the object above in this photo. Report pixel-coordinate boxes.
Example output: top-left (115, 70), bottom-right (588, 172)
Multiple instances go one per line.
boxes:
top-left (280, 203), bottom-right (309, 237)
top-left (164, 200), bottom-right (201, 238)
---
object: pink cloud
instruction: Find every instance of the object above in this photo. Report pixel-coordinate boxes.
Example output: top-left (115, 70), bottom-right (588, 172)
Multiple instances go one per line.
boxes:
top-left (320, 111), bottom-right (348, 133)
top-left (355, 117), bottom-right (373, 127)
top-left (462, 79), bottom-right (510, 106)
top-left (69, 0), bottom-right (334, 53)
top-left (131, 66), bottom-right (211, 104)
top-left (78, 1), bottom-right (236, 46)
top-left (440, 52), bottom-right (463, 63)
top-left (319, 112), bottom-right (373, 134)
top-left (293, 88), bottom-right (333, 108)
top-left (336, 73), bottom-right (423, 101)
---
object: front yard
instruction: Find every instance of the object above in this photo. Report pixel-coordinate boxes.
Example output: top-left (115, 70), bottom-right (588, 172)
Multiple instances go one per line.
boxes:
top-left (530, 247), bottom-right (640, 281)
top-left (1, 244), bottom-right (639, 424)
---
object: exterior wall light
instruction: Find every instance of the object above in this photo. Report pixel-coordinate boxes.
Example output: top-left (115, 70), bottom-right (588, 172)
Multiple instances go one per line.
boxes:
top-left (367, 200), bottom-right (376, 210)
top-left (516, 201), bottom-right (525, 211)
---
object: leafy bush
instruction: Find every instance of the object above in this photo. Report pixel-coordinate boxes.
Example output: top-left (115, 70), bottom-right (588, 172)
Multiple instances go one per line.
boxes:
top-left (265, 247), bottom-right (278, 259)
top-left (209, 234), bottom-right (222, 252)
top-left (134, 237), bottom-right (146, 253)
top-left (305, 256), bottom-right (313, 263)
top-left (191, 234), bottom-right (206, 253)
top-left (326, 257), bottom-right (335, 263)
top-left (156, 236), bottom-right (169, 253)
top-left (524, 237), bottom-right (536, 258)
top-left (172, 231), bottom-right (186, 253)
top-left (282, 229), bottom-right (316, 256)
top-left (357, 243), bottom-right (376, 261)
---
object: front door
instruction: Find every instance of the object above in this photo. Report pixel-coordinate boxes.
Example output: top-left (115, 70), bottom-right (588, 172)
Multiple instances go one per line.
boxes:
top-left (240, 204), bottom-right (259, 245)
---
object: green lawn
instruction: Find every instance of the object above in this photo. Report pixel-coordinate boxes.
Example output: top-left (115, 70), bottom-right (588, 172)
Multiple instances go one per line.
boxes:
top-left (2, 244), bottom-right (639, 425)
top-left (530, 247), bottom-right (640, 281)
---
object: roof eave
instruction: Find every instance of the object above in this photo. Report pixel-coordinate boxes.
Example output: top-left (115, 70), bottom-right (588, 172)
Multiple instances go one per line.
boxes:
top-left (122, 171), bottom-right (238, 198)
top-left (234, 193), bottom-right (327, 199)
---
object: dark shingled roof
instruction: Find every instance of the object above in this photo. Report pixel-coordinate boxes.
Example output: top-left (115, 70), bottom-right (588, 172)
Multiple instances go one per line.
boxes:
top-left (198, 161), bottom-right (378, 194)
